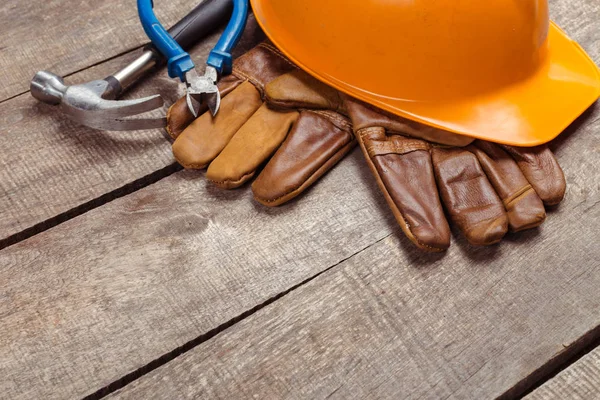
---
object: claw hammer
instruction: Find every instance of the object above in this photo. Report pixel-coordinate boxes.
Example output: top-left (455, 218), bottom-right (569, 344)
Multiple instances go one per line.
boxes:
top-left (30, 0), bottom-right (233, 131)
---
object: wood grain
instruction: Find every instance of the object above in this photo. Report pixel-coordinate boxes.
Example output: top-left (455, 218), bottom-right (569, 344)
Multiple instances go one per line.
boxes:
top-left (106, 115), bottom-right (600, 399)
top-left (551, 0), bottom-right (600, 62)
top-left (99, 5), bottom-right (599, 398)
top-left (1, 1), bottom-right (598, 400)
top-left (0, 153), bottom-right (395, 400)
top-left (525, 347), bottom-right (600, 400)
top-left (1, 97), bottom-right (598, 399)
top-left (0, 18), bottom-right (264, 242)
top-left (0, 0), bottom-right (196, 101)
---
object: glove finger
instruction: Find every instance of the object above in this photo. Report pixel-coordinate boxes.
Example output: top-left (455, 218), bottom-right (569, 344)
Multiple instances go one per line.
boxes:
top-left (252, 110), bottom-right (355, 207)
top-left (500, 144), bottom-right (566, 206)
top-left (206, 104), bottom-right (299, 189)
top-left (471, 141), bottom-right (546, 232)
top-left (166, 74), bottom-right (244, 139)
top-left (357, 128), bottom-right (451, 252)
top-left (172, 81), bottom-right (262, 169)
top-left (432, 148), bottom-right (508, 246)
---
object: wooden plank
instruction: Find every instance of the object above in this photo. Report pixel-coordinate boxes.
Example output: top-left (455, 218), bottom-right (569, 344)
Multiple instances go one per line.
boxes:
top-left (525, 347), bottom-right (600, 400)
top-left (0, 0), bottom-right (194, 101)
top-left (0, 153), bottom-right (395, 400)
top-left (106, 137), bottom-right (600, 400)
top-left (0, 18), bottom-right (264, 243)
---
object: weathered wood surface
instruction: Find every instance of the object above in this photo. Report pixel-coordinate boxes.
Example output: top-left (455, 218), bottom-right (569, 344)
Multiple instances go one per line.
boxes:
top-left (0, 18), bottom-right (263, 243)
top-left (0, 0), bottom-right (193, 101)
top-left (0, 155), bottom-right (395, 400)
top-left (551, 0), bottom-right (600, 62)
top-left (102, 4), bottom-right (600, 396)
top-left (107, 114), bottom-right (600, 400)
top-left (2, 98), bottom-right (599, 400)
top-left (0, 53), bottom-right (175, 242)
top-left (526, 348), bottom-right (600, 400)
top-left (0, 0), bottom-right (599, 399)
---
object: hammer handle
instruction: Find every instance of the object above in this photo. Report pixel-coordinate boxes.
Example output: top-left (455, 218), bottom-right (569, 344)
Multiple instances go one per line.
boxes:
top-left (109, 0), bottom-right (233, 97)
top-left (162, 0), bottom-right (233, 55)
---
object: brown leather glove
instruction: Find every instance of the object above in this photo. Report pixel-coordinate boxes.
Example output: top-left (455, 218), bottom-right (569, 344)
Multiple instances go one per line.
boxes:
top-left (265, 71), bottom-right (567, 252)
top-left (166, 42), bottom-right (355, 206)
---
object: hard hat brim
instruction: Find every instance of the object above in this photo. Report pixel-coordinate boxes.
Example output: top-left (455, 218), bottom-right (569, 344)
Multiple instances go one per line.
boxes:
top-left (253, 2), bottom-right (600, 146)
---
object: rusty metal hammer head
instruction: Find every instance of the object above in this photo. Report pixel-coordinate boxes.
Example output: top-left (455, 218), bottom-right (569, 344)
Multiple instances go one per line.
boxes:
top-left (30, 51), bottom-right (167, 131)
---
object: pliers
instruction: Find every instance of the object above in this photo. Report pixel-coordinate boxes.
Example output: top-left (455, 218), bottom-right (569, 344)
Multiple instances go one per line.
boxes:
top-left (137, 0), bottom-right (249, 117)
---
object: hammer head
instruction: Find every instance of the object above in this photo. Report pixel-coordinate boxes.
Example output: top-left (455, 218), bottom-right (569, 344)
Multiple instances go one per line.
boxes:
top-left (30, 71), bottom-right (167, 131)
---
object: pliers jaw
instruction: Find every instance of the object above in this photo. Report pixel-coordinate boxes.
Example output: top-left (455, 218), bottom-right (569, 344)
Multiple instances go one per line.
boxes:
top-left (184, 66), bottom-right (221, 118)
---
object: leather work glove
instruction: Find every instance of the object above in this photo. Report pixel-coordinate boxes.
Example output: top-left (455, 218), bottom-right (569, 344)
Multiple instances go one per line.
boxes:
top-left (264, 71), bottom-right (567, 252)
top-left (166, 42), bottom-right (355, 206)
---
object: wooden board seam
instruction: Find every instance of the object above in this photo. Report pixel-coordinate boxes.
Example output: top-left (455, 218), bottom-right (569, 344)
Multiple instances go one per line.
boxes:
top-left (514, 324), bottom-right (600, 399)
top-left (0, 163), bottom-right (181, 250)
top-left (83, 233), bottom-right (393, 400)
top-left (0, 44), bottom-right (149, 108)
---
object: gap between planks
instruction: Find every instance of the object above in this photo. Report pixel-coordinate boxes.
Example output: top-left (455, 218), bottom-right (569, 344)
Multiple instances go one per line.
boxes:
top-left (82, 234), bottom-right (394, 400)
top-left (0, 16), bottom-right (264, 247)
top-left (0, 163), bottom-right (181, 251)
top-left (519, 332), bottom-right (600, 399)
top-left (0, 43), bottom-right (152, 108)
top-left (85, 270), bottom-right (600, 400)
top-left (525, 343), bottom-right (600, 399)
top-left (101, 216), bottom-right (600, 399)
top-left (95, 228), bottom-right (600, 400)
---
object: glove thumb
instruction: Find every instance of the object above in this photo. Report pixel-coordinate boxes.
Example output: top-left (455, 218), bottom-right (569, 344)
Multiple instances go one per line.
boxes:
top-left (265, 70), bottom-right (345, 113)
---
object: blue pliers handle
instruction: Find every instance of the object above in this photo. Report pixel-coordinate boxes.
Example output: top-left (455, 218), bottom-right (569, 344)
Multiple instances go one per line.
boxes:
top-left (137, 0), bottom-right (248, 81)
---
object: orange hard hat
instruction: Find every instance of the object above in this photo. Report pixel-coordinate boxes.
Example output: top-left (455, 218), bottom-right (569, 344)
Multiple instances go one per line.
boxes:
top-left (250, 0), bottom-right (600, 146)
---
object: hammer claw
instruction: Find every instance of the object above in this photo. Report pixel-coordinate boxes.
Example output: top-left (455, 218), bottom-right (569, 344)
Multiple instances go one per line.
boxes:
top-left (98, 94), bottom-right (164, 118)
top-left (69, 115), bottom-right (168, 131)
top-left (64, 91), bottom-right (165, 119)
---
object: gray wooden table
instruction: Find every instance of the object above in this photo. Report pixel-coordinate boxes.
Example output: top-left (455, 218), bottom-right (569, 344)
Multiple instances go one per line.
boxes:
top-left (1, 1), bottom-right (599, 399)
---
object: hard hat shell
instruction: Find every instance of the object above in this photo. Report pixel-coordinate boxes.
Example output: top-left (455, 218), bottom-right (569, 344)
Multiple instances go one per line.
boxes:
top-left (250, 0), bottom-right (600, 146)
